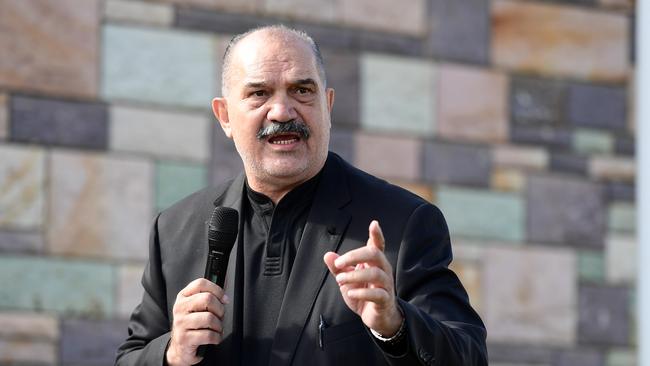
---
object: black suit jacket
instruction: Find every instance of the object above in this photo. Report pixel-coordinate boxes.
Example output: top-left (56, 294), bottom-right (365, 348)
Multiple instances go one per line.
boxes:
top-left (116, 153), bottom-right (487, 366)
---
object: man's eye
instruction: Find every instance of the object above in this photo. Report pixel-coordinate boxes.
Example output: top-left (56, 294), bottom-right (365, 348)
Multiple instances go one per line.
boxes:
top-left (253, 90), bottom-right (266, 97)
top-left (296, 87), bottom-right (311, 95)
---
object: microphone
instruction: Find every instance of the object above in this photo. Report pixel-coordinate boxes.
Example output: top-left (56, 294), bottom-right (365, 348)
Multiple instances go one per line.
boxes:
top-left (197, 206), bottom-right (239, 357)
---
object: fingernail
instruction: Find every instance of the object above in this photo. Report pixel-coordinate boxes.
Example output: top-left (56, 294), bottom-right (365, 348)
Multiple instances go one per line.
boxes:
top-left (334, 258), bottom-right (343, 268)
top-left (336, 273), bottom-right (346, 283)
top-left (223, 294), bottom-right (230, 304)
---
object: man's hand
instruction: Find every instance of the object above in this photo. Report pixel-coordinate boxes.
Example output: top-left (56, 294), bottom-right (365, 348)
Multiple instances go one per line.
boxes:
top-left (166, 278), bottom-right (229, 366)
top-left (323, 220), bottom-right (403, 337)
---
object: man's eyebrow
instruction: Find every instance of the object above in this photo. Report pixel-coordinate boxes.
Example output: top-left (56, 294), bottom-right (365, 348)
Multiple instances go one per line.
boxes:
top-left (293, 78), bottom-right (317, 87)
top-left (243, 82), bottom-right (266, 89)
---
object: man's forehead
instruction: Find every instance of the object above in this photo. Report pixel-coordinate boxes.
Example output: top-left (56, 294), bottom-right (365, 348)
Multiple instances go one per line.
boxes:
top-left (230, 31), bottom-right (319, 78)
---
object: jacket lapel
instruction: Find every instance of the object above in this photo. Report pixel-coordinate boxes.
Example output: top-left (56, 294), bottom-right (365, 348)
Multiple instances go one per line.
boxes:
top-left (208, 173), bottom-right (246, 363)
top-left (268, 154), bottom-right (352, 365)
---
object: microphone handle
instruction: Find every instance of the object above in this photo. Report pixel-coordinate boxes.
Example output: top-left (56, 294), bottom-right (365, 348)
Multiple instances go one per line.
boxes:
top-left (196, 248), bottom-right (229, 357)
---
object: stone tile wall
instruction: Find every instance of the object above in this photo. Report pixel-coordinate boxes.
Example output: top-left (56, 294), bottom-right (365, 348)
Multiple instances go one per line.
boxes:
top-left (0, 0), bottom-right (637, 364)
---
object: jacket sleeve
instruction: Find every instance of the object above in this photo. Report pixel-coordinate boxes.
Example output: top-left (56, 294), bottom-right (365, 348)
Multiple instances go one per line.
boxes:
top-left (115, 214), bottom-right (172, 366)
top-left (383, 203), bottom-right (488, 366)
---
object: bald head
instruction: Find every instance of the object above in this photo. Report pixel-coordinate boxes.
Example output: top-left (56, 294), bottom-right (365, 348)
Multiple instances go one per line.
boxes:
top-left (221, 25), bottom-right (326, 96)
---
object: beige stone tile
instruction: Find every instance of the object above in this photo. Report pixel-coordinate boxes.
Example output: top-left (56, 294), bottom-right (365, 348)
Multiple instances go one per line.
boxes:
top-left (492, 0), bottom-right (629, 82)
top-left (47, 150), bottom-right (153, 260)
top-left (589, 155), bottom-right (635, 182)
top-left (104, 0), bottom-right (174, 26)
top-left (484, 245), bottom-right (576, 345)
top-left (606, 235), bottom-right (636, 284)
top-left (599, 0), bottom-right (634, 11)
top-left (493, 144), bottom-right (549, 171)
top-left (0, 145), bottom-right (45, 230)
top-left (491, 168), bottom-right (526, 192)
top-left (110, 105), bottom-right (211, 162)
top-left (449, 259), bottom-right (483, 315)
top-left (0, 339), bottom-right (56, 365)
top-left (0, 0), bottom-right (100, 98)
top-left (117, 263), bottom-right (146, 317)
top-left (264, 0), bottom-right (337, 23)
top-left (386, 179), bottom-right (433, 202)
top-left (354, 133), bottom-right (421, 181)
top-left (438, 64), bottom-right (509, 143)
top-left (0, 312), bottom-right (58, 340)
top-left (340, 0), bottom-right (426, 36)
top-left (0, 93), bottom-right (7, 140)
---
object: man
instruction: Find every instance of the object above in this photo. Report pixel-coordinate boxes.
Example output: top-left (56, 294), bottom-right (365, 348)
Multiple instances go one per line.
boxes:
top-left (116, 25), bottom-right (487, 365)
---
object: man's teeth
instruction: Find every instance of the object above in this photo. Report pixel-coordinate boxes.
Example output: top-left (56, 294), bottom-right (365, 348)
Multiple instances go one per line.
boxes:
top-left (271, 138), bottom-right (298, 145)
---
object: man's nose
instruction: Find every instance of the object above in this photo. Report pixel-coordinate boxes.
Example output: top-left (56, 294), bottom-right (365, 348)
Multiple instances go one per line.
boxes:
top-left (267, 95), bottom-right (297, 123)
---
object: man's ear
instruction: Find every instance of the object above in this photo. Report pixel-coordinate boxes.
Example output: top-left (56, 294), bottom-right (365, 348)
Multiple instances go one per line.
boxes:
top-left (212, 97), bottom-right (232, 138)
top-left (326, 87), bottom-right (335, 114)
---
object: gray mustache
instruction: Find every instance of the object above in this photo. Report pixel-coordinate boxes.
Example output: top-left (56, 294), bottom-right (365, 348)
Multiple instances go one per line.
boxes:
top-left (256, 120), bottom-right (311, 140)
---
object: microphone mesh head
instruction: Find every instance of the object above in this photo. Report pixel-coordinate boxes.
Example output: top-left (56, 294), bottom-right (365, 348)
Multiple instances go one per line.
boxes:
top-left (209, 206), bottom-right (239, 234)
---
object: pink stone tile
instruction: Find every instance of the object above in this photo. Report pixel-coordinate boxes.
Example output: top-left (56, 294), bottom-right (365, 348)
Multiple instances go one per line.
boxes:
top-left (354, 133), bottom-right (421, 181)
top-left (437, 64), bottom-right (508, 143)
top-left (0, 0), bottom-right (100, 98)
top-left (339, 0), bottom-right (426, 36)
top-left (152, 0), bottom-right (263, 13)
top-left (491, 0), bottom-right (629, 82)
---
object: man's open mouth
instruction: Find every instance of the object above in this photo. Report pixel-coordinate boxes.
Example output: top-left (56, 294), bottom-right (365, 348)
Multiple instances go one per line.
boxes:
top-left (268, 133), bottom-right (300, 145)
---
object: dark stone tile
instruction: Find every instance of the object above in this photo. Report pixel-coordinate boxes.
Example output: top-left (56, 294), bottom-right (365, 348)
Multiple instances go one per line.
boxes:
top-left (538, 0), bottom-right (596, 5)
top-left (568, 83), bottom-right (627, 131)
top-left (488, 343), bottom-right (553, 364)
top-left (10, 95), bottom-right (108, 149)
top-left (358, 30), bottom-right (423, 57)
top-left (175, 8), bottom-right (272, 35)
top-left (511, 76), bottom-right (567, 126)
top-left (427, 0), bottom-right (490, 64)
top-left (615, 135), bottom-right (635, 156)
top-left (422, 142), bottom-right (491, 187)
top-left (605, 181), bottom-right (635, 202)
top-left (210, 124), bottom-right (243, 186)
top-left (527, 174), bottom-right (606, 247)
top-left (321, 49), bottom-right (359, 127)
top-left (290, 22), bottom-right (358, 50)
top-left (510, 125), bottom-right (572, 149)
top-left (0, 230), bottom-right (43, 254)
top-left (630, 14), bottom-right (636, 64)
top-left (552, 349), bottom-right (604, 366)
top-left (550, 152), bottom-right (588, 175)
top-left (578, 285), bottom-right (630, 346)
top-left (329, 128), bottom-right (355, 163)
top-left (61, 318), bottom-right (128, 366)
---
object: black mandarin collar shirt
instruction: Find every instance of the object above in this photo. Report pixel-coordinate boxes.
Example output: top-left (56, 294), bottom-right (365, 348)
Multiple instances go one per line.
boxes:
top-left (240, 171), bottom-right (322, 365)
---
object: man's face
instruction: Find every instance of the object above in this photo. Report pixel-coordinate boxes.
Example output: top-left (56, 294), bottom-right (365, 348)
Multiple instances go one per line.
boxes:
top-left (213, 31), bottom-right (334, 191)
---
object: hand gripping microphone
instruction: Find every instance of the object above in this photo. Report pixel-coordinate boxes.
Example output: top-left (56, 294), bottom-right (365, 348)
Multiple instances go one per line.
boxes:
top-left (197, 206), bottom-right (239, 357)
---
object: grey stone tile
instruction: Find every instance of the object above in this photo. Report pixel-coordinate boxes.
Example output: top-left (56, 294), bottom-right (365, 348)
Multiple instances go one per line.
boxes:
top-left (175, 7), bottom-right (272, 35)
top-left (0, 230), bottom-right (43, 254)
top-left (10, 96), bottom-right (108, 149)
top-left (61, 318), bottom-right (128, 366)
top-left (527, 174), bottom-right (606, 247)
top-left (615, 135), bottom-right (635, 156)
top-left (211, 125), bottom-right (244, 186)
top-left (568, 83), bottom-right (627, 131)
top-left (605, 182), bottom-right (635, 202)
top-left (427, 0), bottom-right (490, 64)
top-left (321, 49), bottom-right (360, 127)
top-left (329, 128), bottom-right (355, 163)
top-left (511, 76), bottom-right (566, 126)
top-left (510, 125), bottom-right (572, 149)
top-left (423, 142), bottom-right (492, 186)
top-left (552, 349), bottom-right (604, 366)
top-left (578, 285), bottom-right (630, 346)
top-left (488, 343), bottom-right (554, 364)
top-left (550, 152), bottom-right (588, 175)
